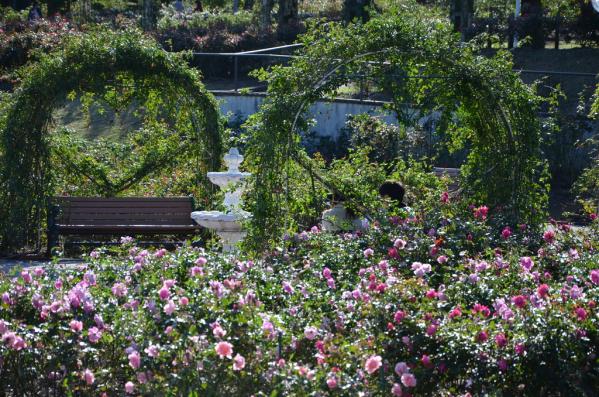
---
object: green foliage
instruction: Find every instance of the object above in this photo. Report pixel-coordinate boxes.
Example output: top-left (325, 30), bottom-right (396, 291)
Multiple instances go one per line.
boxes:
top-left (157, 8), bottom-right (254, 33)
top-left (244, 9), bottom-right (549, 250)
top-left (0, 27), bottom-right (223, 253)
top-left (0, 5), bottom-right (28, 24)
top-left (344, 114), bottom-right (432, 163)
top-left (574, 86), bottom-right (599, 215)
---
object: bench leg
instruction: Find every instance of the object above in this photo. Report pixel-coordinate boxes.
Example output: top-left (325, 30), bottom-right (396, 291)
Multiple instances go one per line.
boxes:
top-left (47, 204), bottom-right (60, 258)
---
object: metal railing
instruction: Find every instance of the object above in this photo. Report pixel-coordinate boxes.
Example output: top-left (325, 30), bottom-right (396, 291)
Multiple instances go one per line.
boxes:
top-left (189, 43), bottom-right (597, 96)
top-left (191, 43), bottom-right (302, 92)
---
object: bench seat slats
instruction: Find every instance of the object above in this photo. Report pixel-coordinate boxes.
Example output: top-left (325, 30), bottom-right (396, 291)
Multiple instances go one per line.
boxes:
top-left (56, 225), bottom-right (198, 234)
top-left (48, 197), bottom-right (201, 254)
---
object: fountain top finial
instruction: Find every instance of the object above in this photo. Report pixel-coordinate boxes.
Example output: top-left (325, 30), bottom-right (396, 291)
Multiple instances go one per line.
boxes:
top-left (224, 147), bottom-right (243, 172)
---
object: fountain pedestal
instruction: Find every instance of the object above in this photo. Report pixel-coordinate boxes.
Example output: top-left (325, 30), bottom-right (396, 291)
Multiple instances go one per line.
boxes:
top-left (190, 148), bottom-right (250, 252)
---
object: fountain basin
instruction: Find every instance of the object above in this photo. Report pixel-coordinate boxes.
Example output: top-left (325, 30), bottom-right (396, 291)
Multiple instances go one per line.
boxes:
top-left (190, 210), bottom-right (248, 231)
top-left (191, 210), bottom-right (250, 252)
top-left (207, 171), bottom-right (250, 189)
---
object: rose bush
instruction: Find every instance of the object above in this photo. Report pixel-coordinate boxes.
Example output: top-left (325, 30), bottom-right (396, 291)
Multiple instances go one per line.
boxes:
top-left (0, 202), bottom-right (597, 395)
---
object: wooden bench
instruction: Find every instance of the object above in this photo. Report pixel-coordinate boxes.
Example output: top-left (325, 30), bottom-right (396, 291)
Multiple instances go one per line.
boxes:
top-left (47, 197), bottom-right (200, 254)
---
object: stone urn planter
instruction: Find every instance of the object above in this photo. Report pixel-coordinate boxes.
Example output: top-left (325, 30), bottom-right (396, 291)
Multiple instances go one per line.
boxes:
top-left (321, 203), bottom-right (368, 232)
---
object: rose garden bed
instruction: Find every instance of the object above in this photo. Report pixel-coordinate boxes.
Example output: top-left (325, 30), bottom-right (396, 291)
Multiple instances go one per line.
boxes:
top-left (0, 200), bottom-right (597, 396)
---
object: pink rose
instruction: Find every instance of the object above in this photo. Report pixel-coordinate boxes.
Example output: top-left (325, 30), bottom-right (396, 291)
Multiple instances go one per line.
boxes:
top-left (511, 295), bottom-right (527, 308)
top-left (495, 333), bottom-right (507, 348)
top-left (190, 266), bottom-right (204, 277)
top-left (21, 271), bottom-right (32, 284)
top-left (212, 323), bottom-right (227, 338)
top-left (88, 327), bottom-right (102, 343)
top-left (537, 284), bottom-right (550, 298)
top-left (394, 362), bottom-right (409, 375)
top-left (125, 381), bottom-right (135, 394)
top-left (304, 326), bottom-right (318, 340)
top-left (326, 376), bottom-right (337, 389)
top-left (574, 307), bottom-right (588, 321)
top-left (401, 373), bottom-right (417, 387)
top-left (473, 205), bottom-right (489, 220)
top-left (215, 341), bottom-right (233, 359)
top-left (501, 226), bottom-right (512, 240)
top-left (392, 383), bottom-right (403, 396)
top-left (394, 239), bottom-right (407, 249)
top-left (145, 345), bottom-right (160, 358)
top-left (520, 257), bottom-right (534, 271)
top-left (83, 369), bottom-right (95, 385)
top-left (364, 355), bottom-right (382, 374)
top-left (232, 353), bottom-right (246, 371)
top-left (128, 351), bottom-right (141, 369)
top-left (543, 229), bottom-right (555, 244)
top-left (69, 320), bottom-right (83, 333)
top-left (111, 283), bottom-right (127, 298)
top-left (440, 191), bottom-right (449, 204)
top-left (163, 300), bottom-right (177, 316)
top-left (158, 287), bottom-right (170, 301)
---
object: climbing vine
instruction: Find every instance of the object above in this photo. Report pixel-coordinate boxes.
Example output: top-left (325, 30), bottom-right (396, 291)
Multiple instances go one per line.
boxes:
top-left (0, 28), bottom-right (223, 253)
top-left (244, 9), bottom-right (549, 249)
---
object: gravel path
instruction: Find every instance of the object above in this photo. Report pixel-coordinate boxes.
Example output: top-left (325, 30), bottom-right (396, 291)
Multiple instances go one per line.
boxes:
top-left (0, 259), bottom-right (83, 274)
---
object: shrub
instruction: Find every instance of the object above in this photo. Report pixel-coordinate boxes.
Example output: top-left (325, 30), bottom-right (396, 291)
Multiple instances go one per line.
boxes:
top-left (0, 17), bottom-right (76, 73)
top-left (157, 8), bottom-right (255, 34)
top-left (0, 198), bottom-right (597, 395)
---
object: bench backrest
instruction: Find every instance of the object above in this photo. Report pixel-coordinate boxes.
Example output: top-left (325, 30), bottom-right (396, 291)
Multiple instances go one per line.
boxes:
top-left (53, 197), bottom-right (195, 226)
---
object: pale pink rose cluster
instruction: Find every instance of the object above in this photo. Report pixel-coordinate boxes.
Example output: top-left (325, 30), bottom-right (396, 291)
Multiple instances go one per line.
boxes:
top-left (411, 262), bottom-right (432, 277)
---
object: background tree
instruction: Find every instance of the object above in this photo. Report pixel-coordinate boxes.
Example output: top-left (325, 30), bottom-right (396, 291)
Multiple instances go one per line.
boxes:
top-left (342, 0), bottom-right (373, 23)
top-left (259, 0), bottom-right (273, 31)
top-left (277, 0), bottom-right (298, 26)
top-left (141, 0), bottom-right (158, 30)
top-left (46, 0), bottom-right (69, 15)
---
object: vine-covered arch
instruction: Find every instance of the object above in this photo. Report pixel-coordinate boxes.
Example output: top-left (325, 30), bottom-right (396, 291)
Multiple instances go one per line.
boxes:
top-left (0, 28), bottom-right (223, 252)
top-left (246, 9), bottom-right (548, 247)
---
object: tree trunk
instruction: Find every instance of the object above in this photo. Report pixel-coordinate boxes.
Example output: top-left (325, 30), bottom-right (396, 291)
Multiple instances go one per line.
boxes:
top-left (243, 0), bottom-right (254, 10)
top-left (342, 0), bottom-right (372, 23)
top-left (47, 0), bottom-right (69, 15)
top-left (259, 0), bottom-right (273, 32)
top-left (233, 0), bottom-right (239, 13)
top-left (78, 0), bottom-right (91, 23)
top-left (277, 0), bottom-right (298, 26)
top-left (141, 0), bottom-right (157, 30)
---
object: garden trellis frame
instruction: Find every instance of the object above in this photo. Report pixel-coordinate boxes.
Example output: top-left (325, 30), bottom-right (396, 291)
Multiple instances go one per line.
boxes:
top-left (243, 11), bottom-right (550, 249)
top-left (0, 29), bottom-right (224, 254)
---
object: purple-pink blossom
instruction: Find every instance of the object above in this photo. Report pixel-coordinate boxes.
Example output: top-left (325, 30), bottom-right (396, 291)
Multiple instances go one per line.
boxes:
top-left (401, 373), bottom-right (417, 387)
top-left (233, 353), bottom-right (246, 371)
top-left (128, 350), bottom-right (141, 369)
top-left (83, 369), bottom-right (95, 385)
top-left (364, 355), bottom-right (382, 374)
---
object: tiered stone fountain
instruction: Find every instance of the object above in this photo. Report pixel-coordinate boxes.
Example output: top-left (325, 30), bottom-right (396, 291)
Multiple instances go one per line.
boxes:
top-left (191, 148), bottom-right (250, 252)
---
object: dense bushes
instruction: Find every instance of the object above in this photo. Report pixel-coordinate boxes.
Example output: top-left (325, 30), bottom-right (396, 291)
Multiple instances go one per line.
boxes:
top-left (0, 195), bottom-right (597, 395)
top-left (0, 17), bottom-right (76, 73)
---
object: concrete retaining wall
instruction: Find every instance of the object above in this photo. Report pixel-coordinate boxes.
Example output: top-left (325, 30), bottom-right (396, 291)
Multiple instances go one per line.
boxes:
top-left (215, 92), bottom-right (398, 139)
